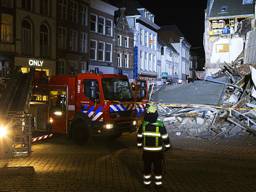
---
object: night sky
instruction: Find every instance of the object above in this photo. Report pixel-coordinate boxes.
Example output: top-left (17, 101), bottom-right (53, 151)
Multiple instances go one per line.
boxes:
top-left (138, 0), bottom-right (207, 48)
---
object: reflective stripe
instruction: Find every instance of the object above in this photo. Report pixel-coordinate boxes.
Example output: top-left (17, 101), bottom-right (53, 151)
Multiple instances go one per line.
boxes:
top-left (155, 175), bottom-right (162, 179)
top-left (155, 181), bottom-right (162, 185)
top-left (144, 181), bottom-right (151, 185)
top-left (162, 134), bottom-right (168, 139)
top-left (143, 132), bottom-right (161, 137)
top-left (144, 175), bottom-right (151, 179)
top-left (137, 134), bottom-right (143, 138)
top-left (156, 127), bottom-right (159, 147)
top-left (144, 146), bottom-right (163, 151)
top-left (165, 144), bottom-right (171, 148)
top-left (137, 143), bottom-right (142, 147)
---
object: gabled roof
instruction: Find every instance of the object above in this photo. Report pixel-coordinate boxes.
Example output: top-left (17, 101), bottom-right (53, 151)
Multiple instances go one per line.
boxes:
top-left (208, 0), bottom-right (255, 18)
top-left (104, 0), bottom-right (143, 16)
top-left (158, 25), bottom-right (185, 43)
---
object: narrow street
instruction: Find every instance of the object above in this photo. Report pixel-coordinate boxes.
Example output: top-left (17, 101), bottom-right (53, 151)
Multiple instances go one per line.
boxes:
top-left (1, 133), bottom-right (256, 192)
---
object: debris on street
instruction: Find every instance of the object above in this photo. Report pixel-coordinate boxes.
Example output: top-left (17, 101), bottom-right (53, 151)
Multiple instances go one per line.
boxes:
top-left (156, 60), bottom-right (256, 139)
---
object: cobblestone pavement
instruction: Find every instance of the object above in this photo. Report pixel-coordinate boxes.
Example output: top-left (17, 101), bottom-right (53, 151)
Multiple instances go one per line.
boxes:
top-left (1, 133), bottom-right (256, 192)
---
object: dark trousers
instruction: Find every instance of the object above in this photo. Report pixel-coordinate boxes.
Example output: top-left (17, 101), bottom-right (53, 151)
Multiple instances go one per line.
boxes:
top-left (142, 151), bottom-right (163, 185)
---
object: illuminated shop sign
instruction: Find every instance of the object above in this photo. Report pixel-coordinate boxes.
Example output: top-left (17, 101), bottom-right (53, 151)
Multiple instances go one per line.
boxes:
top-left (28, 59), bottom-right (44, 67)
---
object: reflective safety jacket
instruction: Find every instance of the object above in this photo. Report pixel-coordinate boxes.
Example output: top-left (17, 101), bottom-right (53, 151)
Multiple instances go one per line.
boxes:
top-left (137, 120), bottom-right (171, 151)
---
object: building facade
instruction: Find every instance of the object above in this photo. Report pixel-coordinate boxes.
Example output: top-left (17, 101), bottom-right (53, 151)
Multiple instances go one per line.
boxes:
top-left (56, 0), bottom-right (89, 75)
top-left (159, 25), bottom-right (191, 81)
top-left (0, 0), bottom-right (15, 77)
top-left (15, 0), bottom-right (56, 76)
top-left (124, 1), bottom-right (160, 81)
top-left (204, 0), bottom-right (255, 75)
top-left (114, 8), bottom-right (134, 79)
top-left (88, 0), bottom-right (117, 74)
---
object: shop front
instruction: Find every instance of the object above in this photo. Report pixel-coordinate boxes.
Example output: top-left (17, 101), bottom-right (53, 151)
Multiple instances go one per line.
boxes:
top-left (15, 57), bottom-right (56, 76)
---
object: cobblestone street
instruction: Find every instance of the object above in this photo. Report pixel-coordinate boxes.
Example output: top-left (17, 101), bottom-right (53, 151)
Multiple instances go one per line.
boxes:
top-left (1, 133), bottom-right (256, 192)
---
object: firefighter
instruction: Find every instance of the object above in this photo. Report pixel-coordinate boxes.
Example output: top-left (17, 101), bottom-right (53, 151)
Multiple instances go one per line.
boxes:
top-left (137, 103), bottom-right (171, 188)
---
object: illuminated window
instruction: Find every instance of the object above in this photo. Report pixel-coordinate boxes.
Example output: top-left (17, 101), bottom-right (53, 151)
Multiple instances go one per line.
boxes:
top-left (21, 19), bottom-right (33, 56)
top-left (40, 24), bottom-right (50, 57)
top-left (0, 14), bottom-right (13, 42)
top-left (58, 0), bottom-right (67, 19)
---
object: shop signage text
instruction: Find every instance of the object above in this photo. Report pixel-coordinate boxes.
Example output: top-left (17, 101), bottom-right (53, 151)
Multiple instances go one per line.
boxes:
top-left (28, 59), bottom-right (44, 67)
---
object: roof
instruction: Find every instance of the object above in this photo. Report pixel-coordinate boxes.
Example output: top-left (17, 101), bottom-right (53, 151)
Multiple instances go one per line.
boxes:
top-left (158, 39), bottom-right (179, 55)
top-left (104, 0), bottom-right (143, 16)
top-left (208, 0), bottom-right (255, 18)
top-left (158, 25), bottom-right (185, 43)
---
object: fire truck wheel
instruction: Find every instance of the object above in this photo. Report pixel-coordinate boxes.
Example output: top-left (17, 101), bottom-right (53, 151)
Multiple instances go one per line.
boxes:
top-left (70, 119), bottom-right (90, 144)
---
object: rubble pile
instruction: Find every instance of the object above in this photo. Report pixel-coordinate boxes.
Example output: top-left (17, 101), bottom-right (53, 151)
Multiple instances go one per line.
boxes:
top-left (157, 61), bottom-right (256, 139)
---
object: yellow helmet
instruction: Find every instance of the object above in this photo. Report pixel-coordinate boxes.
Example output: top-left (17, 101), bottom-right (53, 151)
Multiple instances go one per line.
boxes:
top-left (146, 103), bottom-right (157, 113)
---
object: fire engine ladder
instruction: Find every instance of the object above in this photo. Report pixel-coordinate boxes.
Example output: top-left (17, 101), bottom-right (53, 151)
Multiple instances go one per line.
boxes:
top-left (0, 71), bottom-right (34, 157)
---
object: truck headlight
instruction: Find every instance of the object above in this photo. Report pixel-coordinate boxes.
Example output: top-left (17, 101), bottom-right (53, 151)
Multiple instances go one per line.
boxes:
top-left (0, 125), bottom-right (8, 138)
top-left (53, 111), bottom-right (63, 116)
top-left (132, 121), bottom-right (137, 126)
top-left (104, 123), bottom-right (114, 130)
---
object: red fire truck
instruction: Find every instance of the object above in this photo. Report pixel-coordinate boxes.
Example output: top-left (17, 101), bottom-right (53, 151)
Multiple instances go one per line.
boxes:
top-left (34, 72), bottom-right (138, 144)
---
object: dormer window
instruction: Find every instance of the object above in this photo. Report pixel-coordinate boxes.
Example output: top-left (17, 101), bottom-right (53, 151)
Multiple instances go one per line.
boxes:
top-left (242, 0), bottom-right (253, 4)
top-left (220, 5), bottom-right (228, 13)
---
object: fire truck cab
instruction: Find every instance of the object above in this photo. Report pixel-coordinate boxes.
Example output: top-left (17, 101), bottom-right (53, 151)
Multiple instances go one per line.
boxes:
top-left (46, 72), bottom-right (137, 143)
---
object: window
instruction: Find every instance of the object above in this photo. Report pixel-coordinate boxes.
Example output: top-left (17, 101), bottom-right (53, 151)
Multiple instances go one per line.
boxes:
top-left (149, 53), bottom-right (152, 71)
top-left (21, 0), bottom-right (32, 11)
top-left (40, 0), bottom-right (50, 16)
top-left (98, 17), bottom-right (105, 34)
top-left (117, 53), bottom-right (122, 67)
top-left (105, 19), bottom-right (112, 36)
top-left (21, 19), bottom-right (33, 56)
top-left (124, 54), bottom-right (129, 68)
top-left (84, 79), bottom-right (99, 99)
top-left (80, 32), bottom-right (87, 53)
top-left (0, 14), bottom-right (13, 42)
top-left (70, 0), bottom-right (78, 23)
top-left (57, 27), bottom-right (67, 49)
top-left (145, 31), bottom-right (148, 47)
top-left (1, 0), bottom-right (14, 8)
top-left (105, 43), bottom-right (112, 62)
top-left (124, 37), bottom-right (129, 48)
top-left (243, 0), bottom-right (253, 4)
top-left (149, 34), bottom-right (153, 48)
top-left (117, 35), bottom-right (122, 46)
top-left (140, 51), bottom-right (144, 70)
top-left (97, 42), bottom-right (104, 61)
top-left (40, 24), bottom-right (50, 57)
top-left (90, 40), bottom-right (97, 60)
top-left (58, 0), bottom-right (67, 19)
top-left (140, 29), bottom-right (144, 45)
top-left (70, 30), bottom-right (78, 51)
top-left (145, 53), bottom-right (148, 70)
top-left (56, 60), bottom-right (65, 74)
top-left (90, 14), bottom-right (97, 32)
top-left (81, 6), bottom-right (87, 26)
